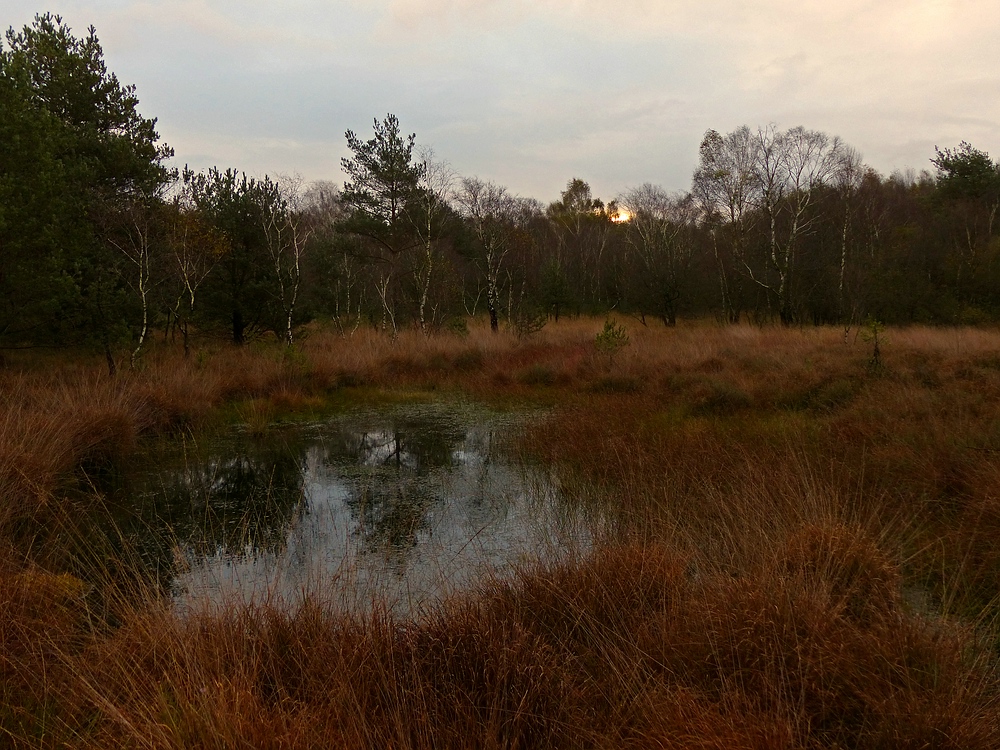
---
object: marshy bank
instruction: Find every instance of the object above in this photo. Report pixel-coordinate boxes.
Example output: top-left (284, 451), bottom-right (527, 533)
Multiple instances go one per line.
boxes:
top-left (3, 319), bottom-right (1000, 747)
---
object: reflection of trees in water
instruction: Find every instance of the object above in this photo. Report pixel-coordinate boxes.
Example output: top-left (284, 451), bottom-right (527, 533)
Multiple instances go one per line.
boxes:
top-left (113, 408), bottom-right (503, 588)
top-left (349, 478), bottom-right (436, 561)
top-left (330, 413), bottom-right (469, 471)
top-left (173, 448), bottom-right (305, 554)
top-left (326, 414), bottom-right (480, 559)
top-left (117, 436), bottom-right (307, 581)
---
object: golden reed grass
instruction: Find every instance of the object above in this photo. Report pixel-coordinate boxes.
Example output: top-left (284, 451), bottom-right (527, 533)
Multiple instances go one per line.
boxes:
top-left (2, 318), bottom-right (1000, 747)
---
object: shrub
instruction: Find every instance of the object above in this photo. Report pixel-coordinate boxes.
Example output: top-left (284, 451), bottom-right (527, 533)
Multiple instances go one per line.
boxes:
top-left (594, 318), bottom-right (629, 365)
top-left (509, 308), bottom-right (548, 339)
top-left (446, 317), bottom-right (470, 337)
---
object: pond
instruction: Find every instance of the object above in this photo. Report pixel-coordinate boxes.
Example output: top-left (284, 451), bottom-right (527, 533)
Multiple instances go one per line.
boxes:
top-left (119, 401), bottom-right (589, 615)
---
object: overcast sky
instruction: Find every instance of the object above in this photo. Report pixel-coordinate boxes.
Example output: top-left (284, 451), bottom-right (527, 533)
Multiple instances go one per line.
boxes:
top-left (3, 1), bottom-right (998, 202)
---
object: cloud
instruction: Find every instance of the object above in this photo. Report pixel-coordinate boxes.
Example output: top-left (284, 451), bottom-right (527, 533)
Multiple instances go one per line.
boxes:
top-left (1, 0), bottom-right (996, 198)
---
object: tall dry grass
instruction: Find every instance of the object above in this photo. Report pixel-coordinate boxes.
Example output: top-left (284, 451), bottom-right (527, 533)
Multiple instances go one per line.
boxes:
top-left (2, 318), bottom-right (1000, 746)
top-left (4, 536), bottom-right (996, 748)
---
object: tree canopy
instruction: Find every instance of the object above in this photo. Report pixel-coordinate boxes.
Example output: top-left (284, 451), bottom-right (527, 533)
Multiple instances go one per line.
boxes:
top-left (0, 13), bottom-right (173, 358)
top-left (5, 14), bottom-right (1000, 355)
top-left (340, 114), bottom-right (425, 254)
top-left (932, 142), bottom-right (1000, 202)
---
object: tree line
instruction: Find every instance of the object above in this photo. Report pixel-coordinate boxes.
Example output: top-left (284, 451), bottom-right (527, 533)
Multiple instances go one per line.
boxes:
top-left (2, 15), bottom-right (999, 367)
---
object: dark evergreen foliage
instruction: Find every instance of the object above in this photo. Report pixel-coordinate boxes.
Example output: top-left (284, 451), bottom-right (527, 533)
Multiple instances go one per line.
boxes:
top-left (0, 13), bottom-right (172, 362)
top-left (3, 14), bottom-right (1000, 351)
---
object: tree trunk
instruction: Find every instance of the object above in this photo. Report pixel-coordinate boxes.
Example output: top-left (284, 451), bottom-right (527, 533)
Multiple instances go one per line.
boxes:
top-left (232, 308), bottom-right (245, 345)
top-left (104, 342), bottom-right (117, 377)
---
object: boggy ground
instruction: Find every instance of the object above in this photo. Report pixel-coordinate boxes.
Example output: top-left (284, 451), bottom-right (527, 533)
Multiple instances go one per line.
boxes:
top-left (2, 319), bottom-right (999, 748)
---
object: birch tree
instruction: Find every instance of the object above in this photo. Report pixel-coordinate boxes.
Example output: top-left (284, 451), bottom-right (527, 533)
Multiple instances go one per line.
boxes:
top-left (261, 174), bottom-right (315, 345)
top-left (692, 127), bottom-right (759, 322)
top-left (104, 196), bottom-right (157, 367)
top-left (833, 146), bottom-right (866, 327)
top-left (165, 202), bottom-right (225, 356)
top-left (619, 184), bottom-right (698, 326)
top-left (694, 124), bottom-right (849, 323)
top-left (407, 149), bottom-right (455, 333)
top-left (756, 125), bottom-right (846, 323)
top-left (455, 178), bottom-right (531, 332)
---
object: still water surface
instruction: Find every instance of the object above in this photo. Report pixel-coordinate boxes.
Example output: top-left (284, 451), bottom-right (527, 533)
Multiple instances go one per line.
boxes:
top-left (128, 402), bottom-right (587, 614)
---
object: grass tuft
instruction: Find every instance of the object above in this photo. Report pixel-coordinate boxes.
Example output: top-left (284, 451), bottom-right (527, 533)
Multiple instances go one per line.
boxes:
top-left (2, 318), bottom-right (1000, 746)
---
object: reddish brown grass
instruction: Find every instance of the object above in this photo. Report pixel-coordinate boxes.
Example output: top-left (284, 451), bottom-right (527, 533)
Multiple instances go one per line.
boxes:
top-left (2, 318), bottom-right (1000, 746)
top-left (7, 536), bottom-right (991, 748)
